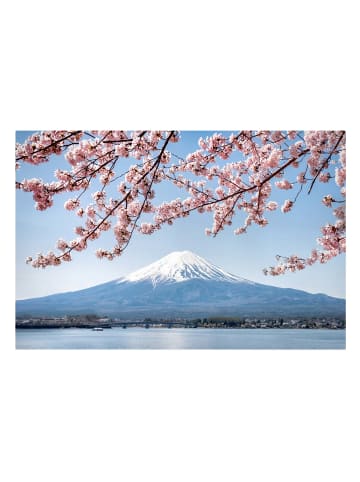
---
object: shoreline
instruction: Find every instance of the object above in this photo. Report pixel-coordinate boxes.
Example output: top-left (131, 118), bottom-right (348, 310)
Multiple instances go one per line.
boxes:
top-left (16, 316), bottom-right (345, 330)
top-left (16, 325), bottom-right (345, 330)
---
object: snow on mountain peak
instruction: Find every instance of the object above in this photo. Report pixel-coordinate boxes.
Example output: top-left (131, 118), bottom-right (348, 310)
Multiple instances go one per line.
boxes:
top-left (117, 250), bottom-right (250, 286)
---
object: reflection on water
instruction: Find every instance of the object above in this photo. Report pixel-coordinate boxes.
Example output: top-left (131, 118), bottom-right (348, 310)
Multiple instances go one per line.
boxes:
top-left (16, 328), bottom-right (346, 349)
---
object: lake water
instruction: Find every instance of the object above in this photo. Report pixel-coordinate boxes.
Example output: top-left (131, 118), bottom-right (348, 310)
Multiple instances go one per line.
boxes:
top-left (16, 328), bottom-right (345, 349)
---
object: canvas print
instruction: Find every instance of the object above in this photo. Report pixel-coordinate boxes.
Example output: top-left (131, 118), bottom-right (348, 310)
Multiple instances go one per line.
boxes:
top-left (15, 130), bottom-right (346, 349)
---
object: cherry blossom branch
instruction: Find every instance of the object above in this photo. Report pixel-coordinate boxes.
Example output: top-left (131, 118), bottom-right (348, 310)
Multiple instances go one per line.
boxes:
top-left (307, 131), bottom-right (345, 194)
top-left (122, 131), bottom-right (175, 250)
top-left (16, 131), bottom-right (82, 161)
top-left (25, 131), bottom-right (176, 266)
top-left (16, 130), bottom-right (345, 274)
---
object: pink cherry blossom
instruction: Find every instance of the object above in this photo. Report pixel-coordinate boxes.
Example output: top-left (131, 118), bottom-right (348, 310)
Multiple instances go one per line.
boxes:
top-left (16, 130), bottom-right (345, 275)
top-left (275, 179), bottom-right (293, 190)
top-left (319, 172), bottom-right (330, 183)
top-left (266, 201), bottom-right (278, 211)
top-left (322, 195), bottom-right (333, 207)
top-left (335, 167), bottom-right (346, 187)
top-left (296, 172), bottom-right (306, 184)
top-left (56, 239), bottom-right (68, 251)
top-left (281, 200), bottom-right (293, 213)
top-left (64, 199), bottom-right (80, 211)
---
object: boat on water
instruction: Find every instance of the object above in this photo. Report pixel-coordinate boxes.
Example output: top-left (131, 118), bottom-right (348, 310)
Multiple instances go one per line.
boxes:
top-left (92, 327), bottom-right (103, 331)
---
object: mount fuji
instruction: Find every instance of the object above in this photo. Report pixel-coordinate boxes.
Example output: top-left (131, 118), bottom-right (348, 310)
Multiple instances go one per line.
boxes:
top-left (16, 251), bottom-right (345, 318)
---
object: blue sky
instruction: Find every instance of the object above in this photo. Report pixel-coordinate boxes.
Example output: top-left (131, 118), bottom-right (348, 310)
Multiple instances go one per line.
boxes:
top-left (16, 130), bottom-right (346, 299)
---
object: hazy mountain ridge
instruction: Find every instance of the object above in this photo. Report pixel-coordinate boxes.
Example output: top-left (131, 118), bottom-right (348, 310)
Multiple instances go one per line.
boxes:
top-left (16, 251), bottom-right (345, 318)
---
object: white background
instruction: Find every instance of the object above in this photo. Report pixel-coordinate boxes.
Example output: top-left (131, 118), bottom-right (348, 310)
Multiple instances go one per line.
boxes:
top-left (1, 1), bottom-right (359, 481)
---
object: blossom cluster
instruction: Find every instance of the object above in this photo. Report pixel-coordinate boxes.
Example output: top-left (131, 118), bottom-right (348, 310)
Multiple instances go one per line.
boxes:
top-left (16, 130), bottom-right (345, 274)
top-left (16, 131), bottom-right (82, 165)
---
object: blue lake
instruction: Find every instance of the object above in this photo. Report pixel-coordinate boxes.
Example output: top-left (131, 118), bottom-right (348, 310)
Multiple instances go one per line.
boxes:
top-left (16, 327), bottom-right (345, 349)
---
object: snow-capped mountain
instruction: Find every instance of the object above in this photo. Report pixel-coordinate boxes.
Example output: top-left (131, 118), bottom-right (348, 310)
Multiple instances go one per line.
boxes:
top-left (16, 251), bottom-right (345, 318)
top-left (117, 250), bottom-right (251, 285)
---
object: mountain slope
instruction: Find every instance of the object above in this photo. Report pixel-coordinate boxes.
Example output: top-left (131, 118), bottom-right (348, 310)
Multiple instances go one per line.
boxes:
top-left (117, 250), bottom-right (251, 285)
top-left (16, 251), bottom-right (345, 318)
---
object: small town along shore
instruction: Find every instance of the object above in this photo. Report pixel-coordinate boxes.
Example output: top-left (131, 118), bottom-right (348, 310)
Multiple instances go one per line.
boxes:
top-left (16, 315), bottom-right (345, 330)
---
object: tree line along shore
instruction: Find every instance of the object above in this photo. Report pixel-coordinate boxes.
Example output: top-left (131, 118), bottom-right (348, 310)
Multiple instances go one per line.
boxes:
top-left (16, 315), bottom-right (345, 330)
